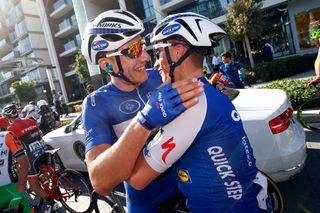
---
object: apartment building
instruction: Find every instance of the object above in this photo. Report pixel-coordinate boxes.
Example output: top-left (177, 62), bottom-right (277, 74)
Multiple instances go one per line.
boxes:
top-left (0, 0), bottom-right (57, 106)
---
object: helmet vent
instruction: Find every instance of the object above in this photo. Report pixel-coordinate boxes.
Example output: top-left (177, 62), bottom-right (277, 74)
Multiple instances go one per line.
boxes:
top-left (101, 34), bottom-right (124, 41)
top-left (124, 29), bottom-right (142, 37)
top-left (155, 24), bottom-right (168, 36)
top-left (175, 19), bottom-right (198, 41)
top-left (98, 17), bottom-right (134, 26)
top-left (88, 35), bottom-right (97, 62)
top-left (117, 10), bottom-right (139, 23)
top-left (195, 19), bottom-right (202, 33)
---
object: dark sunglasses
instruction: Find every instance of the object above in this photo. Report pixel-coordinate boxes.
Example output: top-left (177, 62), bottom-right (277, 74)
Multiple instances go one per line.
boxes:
top-left (106, 38), bottom-right (146, 59)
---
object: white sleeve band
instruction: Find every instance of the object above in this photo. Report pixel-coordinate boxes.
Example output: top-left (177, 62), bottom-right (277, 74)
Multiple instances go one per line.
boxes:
top-left (143, 93), bottom-right (207, 173)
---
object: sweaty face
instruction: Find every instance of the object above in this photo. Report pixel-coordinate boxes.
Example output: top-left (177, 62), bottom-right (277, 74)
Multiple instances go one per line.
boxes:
top-left (118, 36), bottom-right (150, 85)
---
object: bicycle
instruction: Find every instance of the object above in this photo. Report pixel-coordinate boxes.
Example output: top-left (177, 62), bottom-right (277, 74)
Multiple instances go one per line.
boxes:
top-left (297, 85), bottom-right (320, 131)
top-left (91, 170), bottom-right (284, 213)
top-left (26, 148), bottom-right (93, 213)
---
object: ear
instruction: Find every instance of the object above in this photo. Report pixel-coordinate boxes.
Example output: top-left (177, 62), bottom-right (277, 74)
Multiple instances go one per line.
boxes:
top-left (174, 44), bottom-right (187, 61)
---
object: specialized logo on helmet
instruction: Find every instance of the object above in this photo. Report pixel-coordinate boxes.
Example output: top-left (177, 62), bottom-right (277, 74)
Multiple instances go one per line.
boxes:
top-left (178, 169), bottom-right (192, 183)
top-left (92, 40), bottom-right (108, 51)
top-left (162, 24), bottom-right (181, 36)
top-left (119, 100), bottom-right (141, 114)
top-left (98, 22), bottom-right (122, 28)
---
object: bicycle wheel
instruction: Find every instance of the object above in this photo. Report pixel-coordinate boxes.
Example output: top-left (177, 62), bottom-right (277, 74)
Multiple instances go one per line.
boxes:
top-left (55, 169), bottom-right (93, 213)
top-left (92, 191), bottom-right (126, 213)
top-left (297, 97), bottom-right (320, 131)
top-left (259, 171), bottom-right (284, 213)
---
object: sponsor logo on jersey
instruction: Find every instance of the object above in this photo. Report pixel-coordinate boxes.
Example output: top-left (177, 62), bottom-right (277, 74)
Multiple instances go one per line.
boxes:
top-left (178, 169), bottom-right (192, 183)
top-left (92, 40), bottom-right (108, 51)
top-left (161, 137), bottom-right (175, 163)
top-left (207, 146), bottom-right (243, 200)
top-left (119, 100), bottom-right (141, 114)
top-left (162, 24), bottom-right (181, 36)
top-left (231, 110), bottom-right (241, 122)
top-left (98, 22), bottom-right (122, 28)
top-left (241, 136), bottom-right (254, 167)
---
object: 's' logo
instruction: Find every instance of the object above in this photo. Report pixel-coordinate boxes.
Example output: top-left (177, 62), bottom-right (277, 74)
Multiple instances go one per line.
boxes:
top-left (161, 137), bottom-right (175, 163)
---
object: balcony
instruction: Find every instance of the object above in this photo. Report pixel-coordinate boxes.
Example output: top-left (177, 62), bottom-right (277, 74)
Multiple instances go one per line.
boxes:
top-left (59, 39), bottom-right (80, 57)
top-left (0, 38), bottom-right (13, 57)
top-left (50, 0), bottom-right (73, 19)
top-left (1, 50), bottom-right (20, 61)
top-left (55, 18), bottom-right (78, 38)
top-left (160, 0), bottom-right (195, 13)
top-left (0, 22), bottom-right (9, 38)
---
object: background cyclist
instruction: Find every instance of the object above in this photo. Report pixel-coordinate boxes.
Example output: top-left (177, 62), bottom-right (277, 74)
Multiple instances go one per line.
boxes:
top-left (308, 20), bottom-right (320, 87)
top-left (126, 12), bottom-right (269, 212)
top-left (3, 104), bottom-right (60, 212)
top-left (0, 131), bottom-right (29, 211)
top-left (81, 10), bottom-right (203, 212)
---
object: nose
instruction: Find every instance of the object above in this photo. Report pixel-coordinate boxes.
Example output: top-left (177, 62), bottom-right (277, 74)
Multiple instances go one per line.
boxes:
top-left (154, 60), bottom-right (160, 69)
top-left (140, 49), bottom-right (150, 62)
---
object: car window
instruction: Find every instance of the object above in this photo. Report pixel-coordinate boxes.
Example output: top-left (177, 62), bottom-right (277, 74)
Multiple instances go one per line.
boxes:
top-left (223, 87), bottom-right (240, 101)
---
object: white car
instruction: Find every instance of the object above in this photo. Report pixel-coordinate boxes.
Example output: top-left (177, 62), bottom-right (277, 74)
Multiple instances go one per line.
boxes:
top-left (43, 88), bottom-right (307, 182)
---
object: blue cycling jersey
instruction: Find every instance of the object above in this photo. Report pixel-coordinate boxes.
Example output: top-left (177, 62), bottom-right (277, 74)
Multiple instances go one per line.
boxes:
top-left (82, 69), bottom-right (179, 213)
top-left (220, 61), bottom-right (243, 84)
top-left (144, 77), bottom-right (264, 212)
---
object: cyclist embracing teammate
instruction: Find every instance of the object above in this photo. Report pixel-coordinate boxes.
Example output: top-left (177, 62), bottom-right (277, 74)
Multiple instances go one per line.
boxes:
top-left (308, 20), bottom-right (320, 87)
top-left (82, 10), bottom-right (269, 212)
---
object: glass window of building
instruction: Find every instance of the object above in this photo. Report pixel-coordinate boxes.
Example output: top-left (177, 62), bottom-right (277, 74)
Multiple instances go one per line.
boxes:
top-left (294, 7), bottom-right (320, 50)
top-left (170, 0), bottom-right (233, 19)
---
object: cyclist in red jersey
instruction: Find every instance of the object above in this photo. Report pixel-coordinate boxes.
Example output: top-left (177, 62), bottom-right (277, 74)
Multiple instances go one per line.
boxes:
top-left (3, 104), bottom-right (60, 212)
top-left (0, 116), bottom-right (9, 131)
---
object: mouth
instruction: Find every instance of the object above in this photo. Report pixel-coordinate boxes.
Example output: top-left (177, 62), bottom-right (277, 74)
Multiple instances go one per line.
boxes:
top-left (136, 66), bottom-right (146, 72)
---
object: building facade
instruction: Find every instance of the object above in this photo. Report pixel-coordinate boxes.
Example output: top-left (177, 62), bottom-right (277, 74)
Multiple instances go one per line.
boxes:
top-left (0, 0), bottom-right (57, 106)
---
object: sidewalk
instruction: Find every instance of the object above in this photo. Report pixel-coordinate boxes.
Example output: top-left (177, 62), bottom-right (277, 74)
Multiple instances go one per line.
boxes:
top-left (252, 69), bottom-right (315, 88)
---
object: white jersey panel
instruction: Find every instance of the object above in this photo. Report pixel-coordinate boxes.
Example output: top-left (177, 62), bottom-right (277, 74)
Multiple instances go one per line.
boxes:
top-left (112, 119), bottom-right (133, 138)
top-left (0, 136), bottom-right (11, 186)
top-left (143, 93), bottom-right (207, 172)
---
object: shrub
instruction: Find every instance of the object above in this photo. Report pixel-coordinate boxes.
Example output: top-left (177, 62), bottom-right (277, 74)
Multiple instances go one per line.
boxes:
top-left (258, 78), bottom-right (318, 109)
top-left (253, 53), bottom-right (317, 82)
top-left (67, 100), bottom-right (83, 113)
top-left (60, 119), bottom-right (73, 126)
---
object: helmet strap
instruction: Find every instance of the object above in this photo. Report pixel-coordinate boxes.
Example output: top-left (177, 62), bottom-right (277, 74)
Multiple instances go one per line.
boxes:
top-left (164, 42), bottom-right (192, 82)
top-left (109, 56), bottom-right (135, 85)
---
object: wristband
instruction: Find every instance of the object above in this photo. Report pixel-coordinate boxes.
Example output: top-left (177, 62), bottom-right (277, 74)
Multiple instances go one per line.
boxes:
top-left (136, 112), bottom-right (154, 131)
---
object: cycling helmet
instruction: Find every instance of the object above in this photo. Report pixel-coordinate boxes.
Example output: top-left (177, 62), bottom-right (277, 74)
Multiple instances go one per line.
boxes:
top-left (37, 100), bottom-right (48, 109)
top-left (150, 12), bottom-right (226, 80)
top-left (81, 9), bottom-right (145, 65)
top-left (151, 12), bottom-right (226, 48)
top-left (310, 23), bottom-right (320, 40)
top-left (2, 104), bottom-right (18, 118)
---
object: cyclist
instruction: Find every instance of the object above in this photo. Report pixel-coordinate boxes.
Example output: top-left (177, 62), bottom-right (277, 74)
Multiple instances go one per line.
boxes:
top-left (308, 20), bottom-right (320, 86)
top-left (127, 12), bottom-right (269, 212)
top-left (81, 9), bottom-right (203, 213)
top-left (220, 52), bottom-right (255, 88)
top-left (3, 104), bottom-right (60, 212)
top-left (22, 101), bottom-right (40, 121)
top-left (0, 131), bottom-right (29, 212)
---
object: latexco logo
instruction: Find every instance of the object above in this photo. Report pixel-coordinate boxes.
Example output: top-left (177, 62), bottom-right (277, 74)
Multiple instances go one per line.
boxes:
top-left (92, 40), bottom-right (108, 51)
top-left (162, 24), bottom-right (181, 36)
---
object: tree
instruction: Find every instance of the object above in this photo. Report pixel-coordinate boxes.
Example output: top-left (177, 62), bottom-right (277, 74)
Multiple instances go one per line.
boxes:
top-left (11, 81), bottom-right (37, 104)
top-left (72, 50), bottom-right (91, 84)
top-left (225, 0), bottom-right (264, 68)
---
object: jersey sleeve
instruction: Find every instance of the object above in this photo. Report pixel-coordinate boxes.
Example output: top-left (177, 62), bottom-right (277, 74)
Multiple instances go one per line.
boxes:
top-left (5, 131), bottom-right (25, 158)
top-left (143, 93), bottom-right (207, 173)
top-left (82, 94), bottom-right (115, 153)
top-left (235, 61), bottom-right (243, 70)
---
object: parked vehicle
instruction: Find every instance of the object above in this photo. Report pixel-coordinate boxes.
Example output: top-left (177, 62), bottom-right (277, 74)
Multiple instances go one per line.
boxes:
top-left (43, 88), bottom-right (307, 182)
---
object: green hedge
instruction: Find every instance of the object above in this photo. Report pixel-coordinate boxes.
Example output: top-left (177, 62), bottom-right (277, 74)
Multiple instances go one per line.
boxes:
top-left (66, 100), bottom-right (83, 113)
top-left (258, 79), bottom-right (318, 109)
top-left (253, 54), bottom-right (317, 82)
top-left (60, 119), bottom-right (73, 126)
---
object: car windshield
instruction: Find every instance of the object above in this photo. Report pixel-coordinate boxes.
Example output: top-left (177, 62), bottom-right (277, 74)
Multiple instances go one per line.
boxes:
top-left (223, 87), bottom-right (240, 101)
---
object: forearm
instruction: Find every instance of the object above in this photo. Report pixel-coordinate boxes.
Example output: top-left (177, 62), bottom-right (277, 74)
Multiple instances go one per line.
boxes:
top-left (315, 48), bottom-right (320, 76)
top-left (86, 120), bottom-right (150, 195)
top-left (16, 155), bottom-right (29, 192)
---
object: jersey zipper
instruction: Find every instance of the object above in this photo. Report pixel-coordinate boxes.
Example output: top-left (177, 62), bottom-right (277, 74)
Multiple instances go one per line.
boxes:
top-left (136, 88), bottom-right (146, 105)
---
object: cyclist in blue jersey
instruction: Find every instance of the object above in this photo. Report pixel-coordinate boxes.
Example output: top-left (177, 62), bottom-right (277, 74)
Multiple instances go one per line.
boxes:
top-left (308, 22), bottom-right (320, 86)
top-left (220, 52), bottom-right (255, 88)
top-left (126, 12), bottom-right (269, 213)
top-left (81, 10), bottom-right (204, 213)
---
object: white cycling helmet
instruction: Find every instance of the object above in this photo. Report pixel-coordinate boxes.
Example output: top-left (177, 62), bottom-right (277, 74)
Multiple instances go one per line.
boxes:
top-left (150, 12), bottom-right (226, 81)
top-left (37, 100), bottom-right (48, 109)
top-left (81, 9), bottom-right (145, 65)
top-left (151, 12), bottom-right (225, 48)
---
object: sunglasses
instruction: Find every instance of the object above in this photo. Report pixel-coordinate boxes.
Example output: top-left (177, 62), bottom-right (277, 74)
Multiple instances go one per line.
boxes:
top-left (106, 38), bottom-right (146, 59)
top-left (153, 43), bottom-right (186, 60)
